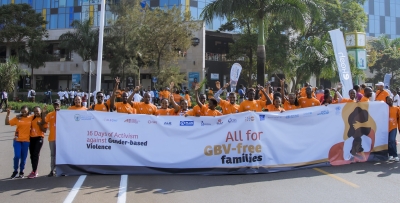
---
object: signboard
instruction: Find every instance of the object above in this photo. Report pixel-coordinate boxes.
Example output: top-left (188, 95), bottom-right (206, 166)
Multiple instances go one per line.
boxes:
top-left (152, 76), bottom-right (157, 83)
top-left (189, 72), bottom-right (199, 90)
top-left (126, 76), bottom-right (134, 88)
top-left (210, 73), bottom-right (219, 80)
top-left (24, 76), bottom-right (31, 89)
top-left (72, 74), bottom-right (81, 89)
top-left (56, 102), bottom-right (388, 175)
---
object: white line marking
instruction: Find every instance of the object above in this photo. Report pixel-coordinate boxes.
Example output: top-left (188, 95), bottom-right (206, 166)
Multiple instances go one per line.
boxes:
top-left (117, 175), bottom-right (128, 203)
top-left (63, 175), bottom-right (87, 203)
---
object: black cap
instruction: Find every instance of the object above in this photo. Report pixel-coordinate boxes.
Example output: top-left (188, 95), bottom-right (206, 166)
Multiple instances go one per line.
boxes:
top-left (53, 99), bottom-right (61, 105)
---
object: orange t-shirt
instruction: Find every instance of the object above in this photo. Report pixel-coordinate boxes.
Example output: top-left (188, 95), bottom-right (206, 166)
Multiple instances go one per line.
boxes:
top-left (219, 100), bottom-right (239, 115)
top-left (375, 90), bottom-right (390, 102)
top-left (173, 93), bottom-right (183, 103)
top-left (208, 90), bottom-right (214, 98)
top-left (93, 103), bottom-right (109, 112)
top-left (203, 108), bottom-right (223, 116)
top-left (283, 100), bottom-right (300, 111)
top-left (133, 102), bottom-right (157, 115)
top-left (192, 105), bottom-right (208, 116)
top-left (298, 97), bottom-right (320, 108)
top-left (45, 111), bottom-right (57, 141)
top-left (340, 98), bottom-right (356, 103)
top-left (239, 100), bottom-right (267, 112)
top-left (389, 106), bottom-right (399, 132)
top-left (266, 104), bottom-right (285, 112)
top-left (115, 89), bottom-right (122, 98)
top-left (68, 106), bottom-right (88, 110)
top-left (258, 91), bottom-right (273, 101)
top-left (360, 89), bottom-right (365, 95)
top-left (185, 94), bottom-right (191, 107)
top-left (30, 117), bottom-right (48, 137)
top-left (300, 87), bottom-right (316, 98)
top-left (160, 91), bottom-right (170, 99)
top-left (115, 102), bottom-right (136, 114)
top-left (9, 116), bottom-right (33, 142)
top-left (156, 108), bottom-right (176, 116)
top-left (359, 96), bottom-right (369, 102)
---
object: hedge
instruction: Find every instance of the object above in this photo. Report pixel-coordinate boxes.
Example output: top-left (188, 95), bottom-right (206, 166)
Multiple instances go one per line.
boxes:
top-left (7, 102), bottom-right (68, 113)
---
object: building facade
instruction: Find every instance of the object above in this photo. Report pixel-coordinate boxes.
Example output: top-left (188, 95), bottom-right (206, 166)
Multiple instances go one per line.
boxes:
top-left (0, 0), bottom-right (230, 92)
top-left (363, 0), bottom-right (400, 39)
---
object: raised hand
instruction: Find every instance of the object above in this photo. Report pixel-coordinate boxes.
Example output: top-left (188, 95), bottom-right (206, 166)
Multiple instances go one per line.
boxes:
top-left (115, 77), bottom-right (120, 83)
top-left (195, 83), bottom-right (200, 91)
top-left (6, 107), bottom-right (11, 115)
top-left (280, 79), bottom-right (285, 85)
top-left (223, 82), bottom-right (230, 89)
top-left (43, 104), bottom-right (48, 113)
top-left (215, 81), bottom-right (220, 90)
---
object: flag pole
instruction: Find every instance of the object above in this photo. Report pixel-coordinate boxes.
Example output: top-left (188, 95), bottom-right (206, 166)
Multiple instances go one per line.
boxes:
top-left (96, 0), bottom-right (106, 91)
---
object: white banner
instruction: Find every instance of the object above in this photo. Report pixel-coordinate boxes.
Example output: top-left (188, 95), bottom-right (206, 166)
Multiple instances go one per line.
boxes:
top-left (384, 73), bottom-right (392, 89)
top-left (230, 63), bottom-right (242, 92)
top-left (56, 102), bottom-right (388, 174)
top-left (329, 29), bottom-right (353, 98)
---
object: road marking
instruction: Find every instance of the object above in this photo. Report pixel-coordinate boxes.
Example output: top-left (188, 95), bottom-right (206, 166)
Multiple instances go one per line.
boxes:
top-left (64, 175), bottom-right (87, 203)
top-left (117, 175), bottom-right (128, 203)
top-left (313, 168), bottom-right (359, 188)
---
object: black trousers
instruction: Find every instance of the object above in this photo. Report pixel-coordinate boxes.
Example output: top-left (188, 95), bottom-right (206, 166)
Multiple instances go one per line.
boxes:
top-left (29, 137), bottom-right (43, 172)
top-left (0, 99), bottom-right (7, 109)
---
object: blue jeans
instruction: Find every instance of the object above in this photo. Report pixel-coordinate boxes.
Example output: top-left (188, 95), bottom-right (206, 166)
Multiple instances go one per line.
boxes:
top-left (13, 140), bottom-right (30, 172)
top-left (388, 129), bottom-right (398, 157)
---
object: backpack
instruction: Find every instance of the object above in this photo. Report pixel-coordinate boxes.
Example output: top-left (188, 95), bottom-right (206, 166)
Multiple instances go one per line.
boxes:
top-left (30, 90), bottom-right (36, 96)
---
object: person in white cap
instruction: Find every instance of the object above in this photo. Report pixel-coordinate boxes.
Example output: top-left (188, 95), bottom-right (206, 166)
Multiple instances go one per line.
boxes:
top-left (375, 82), bottom-right (390, 102)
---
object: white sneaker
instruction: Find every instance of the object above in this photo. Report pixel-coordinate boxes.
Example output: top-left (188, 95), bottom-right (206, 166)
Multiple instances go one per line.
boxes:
top-left (389, 156), bottom-right (394, 161)
top-left (395, 157), bottom-right (400, 162)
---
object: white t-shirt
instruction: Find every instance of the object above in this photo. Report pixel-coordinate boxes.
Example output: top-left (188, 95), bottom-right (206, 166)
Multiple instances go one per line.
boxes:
top-left (63, 91), bottom-right (69, 99)
top-left (134, 93), bottom-right (143, 102)
top-left (69, 91), bottom-right (75, 98)
top-left (394, 94), bottom-right (400, 106)
top-left (369, 92), bottom-right (376, 101)
top-left (58, 91), bottom-right (65, 100)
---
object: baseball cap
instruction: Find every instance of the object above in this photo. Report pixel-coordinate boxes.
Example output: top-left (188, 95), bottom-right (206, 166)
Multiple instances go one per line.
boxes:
top-left (375, 82), bottom-right (384, 86)
top-left (53, 99), bottom-right (61, 105)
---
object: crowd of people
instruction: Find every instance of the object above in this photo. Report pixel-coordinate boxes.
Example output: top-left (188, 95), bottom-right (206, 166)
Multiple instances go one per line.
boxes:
top-left (4, 77), bottom-right (400, 179)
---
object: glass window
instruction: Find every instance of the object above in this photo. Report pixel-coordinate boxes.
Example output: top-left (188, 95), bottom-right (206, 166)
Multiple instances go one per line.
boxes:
top-left (198, 1), bottom-right (205, 9)
top-left (190, 7), bottom-right (198, 19)
top-left (379, 2), bottom-right (384, 16)
top-left (15, 0), bottom-right (21, 4)
top-left (160, 0), bottom-right (168, 7)
top-left (68, 12), bottom-right (74, 27)
top-left (59, 0), bottom-right (66, 7)
top-left (391, 21), bottom-right (396, 35)
top-left (385, 17), bottom-right (390, 35)
top-left (35, 0), bottom-right (43, 9)
top-left (374, 17), bottom-right (380, 34)
top-left (50, 14), bottom-right (57, 29)
top-left (369, 15), bottom-right (374, 33)
top-left (169, 0), bottom-right (179, 6)
top-left (396, 5), bottom-right (400, 17)
top-left (59, 7), bottom-right (66, 13)
top-left (58, 13), bottom-right (66, 28)
top-left (67, 0), bottom-right (73, 7)
top-left (74, 12), bottom-right (81, 21)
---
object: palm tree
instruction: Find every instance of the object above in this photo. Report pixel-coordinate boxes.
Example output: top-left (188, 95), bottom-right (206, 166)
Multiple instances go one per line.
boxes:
top-left (58, 19), bottom-right (99, 61)
top-left (201, 0), bottom-right (321, 85)
top-left (370, 35), bottom-right (400, 52)
top-left (0, 56), bottom-right (28, 100)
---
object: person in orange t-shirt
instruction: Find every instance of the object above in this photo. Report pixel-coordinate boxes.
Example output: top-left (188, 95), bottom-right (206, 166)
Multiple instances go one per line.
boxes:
top-left (266, 97), bottom-right (285, 112)
top-left (115, 89), bottom-right (122, 102)
top-left (68, 96), bottom-right (88, 110)
top-left (132, 92), bottom-right (157, 115)
top-left (5, 106), bottom-right (34, 179)
top-left (44, 100), bottom-right (60, 177)
top-left (359, 87), bottom-right (372, 102)
top-left (386, 96), bottom-right (399, 161)
top-left (214, 82), bottom-right (240, 115)
top-left (300, 82), bottom-right (315, 98)
top-left (334, 89), bottom-right (357, 103)
top-left (90, 91), bottom-right (109, 112)
top-left (187, 84), bottom-right (222, 116)
top-left (172, 88), bottom-right (183, 103)
top-left (298, 87), bottom-right (321, 108)
top-left (192, 91), bottom-right (208, 116)
top-left (28, 106), bottom-right (48, 179)
top-left (375, 82), bottom-right (390, 102)
top-left (279, 79), bottom-right (299, 110)
top-left (184, 90), bottom-right (191, 107)
top-left (110, 78), bottom-right (136, 114)
top-left (360, 84), bottom-right (366, 96)
top-left (239, 87), bottom-right (268, 112)
top-left (156, 94), bottom-right (179, 116)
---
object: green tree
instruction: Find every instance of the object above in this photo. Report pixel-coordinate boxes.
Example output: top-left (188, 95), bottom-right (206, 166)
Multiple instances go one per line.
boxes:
top-left (0, 57), bottom-right (28, 93)
top-left (201, 0), bottom-right (321, 85)
top-left (0, 3), bottom-right (47, 58)
top-left (58, 19), bottom-right (99, 61)
top-left (369, 46), bottom-right (400, 88)
top-left (105, 0), bottom-right (142, 87)
top-left (18, 36), bottom-right (51, 87)
top-left (137, 6), bottom-right (200, 70)
top-left (152, 66), bottom-right (186, 89)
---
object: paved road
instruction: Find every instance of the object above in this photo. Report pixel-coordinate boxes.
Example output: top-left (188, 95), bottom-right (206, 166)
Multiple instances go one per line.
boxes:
top-left (0, 111), bottom-right (399, 203)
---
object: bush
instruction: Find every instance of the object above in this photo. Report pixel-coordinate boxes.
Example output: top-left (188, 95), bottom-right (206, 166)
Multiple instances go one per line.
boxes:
top-left (7, 102), bottom-right (68, 112)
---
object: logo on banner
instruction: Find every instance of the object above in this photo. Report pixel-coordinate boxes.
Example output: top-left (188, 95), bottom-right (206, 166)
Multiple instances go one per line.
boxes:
top-left (217, 119), bottom-right (223, 125)
top-left (180, 121), bottom-right (194, 126)
top-left (259, 115), bottom-right (265, 121)
top-left (245, 116), bottom-right (255, 122)
top-left (124, 119), bottom-right (140, 124)
top-left (201, 121), bottom-right (211, 126)
top-left (228, 118), bottom-right (237, 123)
top-left (104, 118), bottom-right (117, 122)
top-left (285, 114), bottom-right (299, 119)
top-left (302, 112), bottom-right (312, 117)
top-left (335, 106), bottom-right (341, 115)
top-left (73, 114), bottom-right (93, 121)
top-left (317, 110), bottom-right (329, 115)
top-left (148, 120), bottom-right (157, 124)
top-left (164, 122), bottom-right (171, 125)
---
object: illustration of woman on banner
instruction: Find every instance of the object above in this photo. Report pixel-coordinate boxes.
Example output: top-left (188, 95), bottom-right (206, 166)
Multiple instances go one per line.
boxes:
top-left (328, 103), bottom-right (377, 165)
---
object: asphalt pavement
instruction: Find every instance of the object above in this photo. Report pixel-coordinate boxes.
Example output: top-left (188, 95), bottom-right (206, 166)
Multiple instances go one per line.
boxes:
top-left (0, 111), bottom-right (399, 203)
